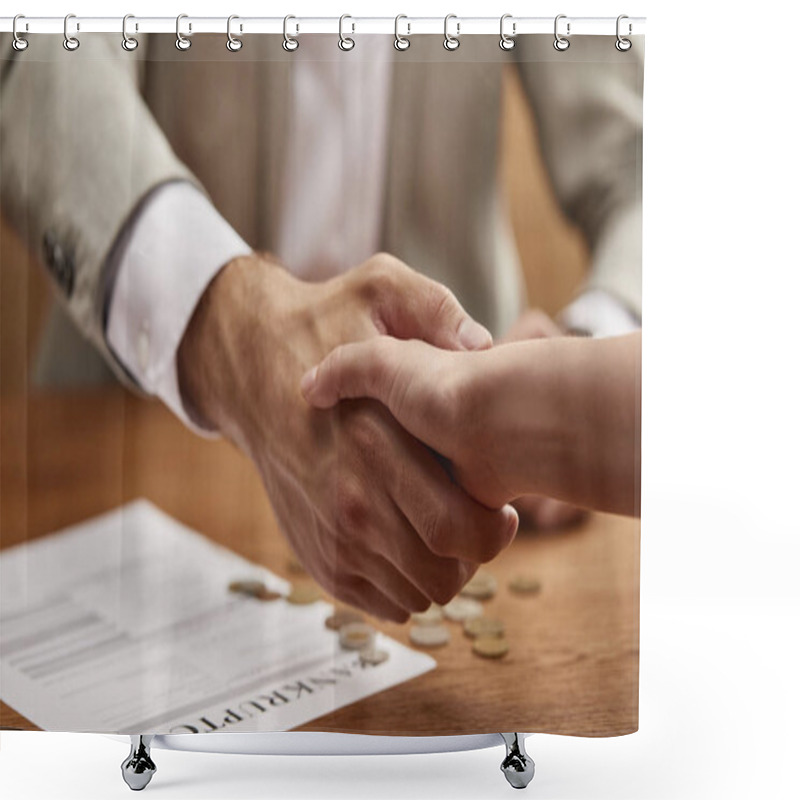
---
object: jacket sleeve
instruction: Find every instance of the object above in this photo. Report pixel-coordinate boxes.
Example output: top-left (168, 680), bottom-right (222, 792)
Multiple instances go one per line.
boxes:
top-left (0, 33), bottom-right (197, 379)
top-left (515, 37), bottom-right (644, 318)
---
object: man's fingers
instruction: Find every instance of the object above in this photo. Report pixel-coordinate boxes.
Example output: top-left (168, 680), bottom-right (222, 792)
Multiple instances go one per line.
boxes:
top-left (334, 576), bottom-right (411, 623)
top-left (513, 494), bottom-right (587, 531)
top-left (367, 257), bottom-right (492, 351)
top-left (390, 432), bottom-right (519, 564)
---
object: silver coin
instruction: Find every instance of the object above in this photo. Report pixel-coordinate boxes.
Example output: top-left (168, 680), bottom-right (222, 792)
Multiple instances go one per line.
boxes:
top-left (409, 623), bottom-right (450, 648)
top-left (443, 597), bottom-right (483, 622)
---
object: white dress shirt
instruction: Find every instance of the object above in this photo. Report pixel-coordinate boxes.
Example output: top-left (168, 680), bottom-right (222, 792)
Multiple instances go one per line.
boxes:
top-left (106, 40), bottom-right (637, 434)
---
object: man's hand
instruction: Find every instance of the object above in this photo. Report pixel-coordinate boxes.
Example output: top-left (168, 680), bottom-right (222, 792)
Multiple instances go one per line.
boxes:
top-left (500, 310), bottom-right (587, 531)
top-left (177, 252), bottom-right (519, 622)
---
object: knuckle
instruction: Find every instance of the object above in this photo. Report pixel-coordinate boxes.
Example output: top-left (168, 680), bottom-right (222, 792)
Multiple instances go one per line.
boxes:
top-left (430, 284), bottom-right (458, 323)
top-left (419, 506), bottom-right (455, 558)
top-left (334, 478), bottom-right (370, 532)
top-left (343, 409), bottom-right (385, 454)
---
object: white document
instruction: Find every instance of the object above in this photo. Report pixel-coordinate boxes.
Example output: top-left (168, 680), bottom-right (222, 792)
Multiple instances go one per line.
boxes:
top-left (0, 500), bottom-right (435, 733)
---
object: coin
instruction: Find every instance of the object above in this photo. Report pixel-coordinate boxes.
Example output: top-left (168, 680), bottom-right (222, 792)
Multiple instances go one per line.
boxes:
top-left (359, 647), bottom-right (390, 666)
top-left (409, 623), bottom-right (451, 648)
top-left (443, 597), bottom-right (483, 623)
top-left (286, 583), bottom-right (322, 605)
top-left (508, 575), bottom-right (542, 595)
top-left (410, 604), bottom-right (443, 626)
top-left (339, 622), bottom-right (376, 650)
top-left (460, 570), bottom-right (497, 601)
top-left (228, 580), bottom-right (282, 601)
top-left (463, 617), bottom-right (505, 639)
top-left (325, 609), bottom-right (365, 631)
top-left (473, 635), bottom-right (509, 659)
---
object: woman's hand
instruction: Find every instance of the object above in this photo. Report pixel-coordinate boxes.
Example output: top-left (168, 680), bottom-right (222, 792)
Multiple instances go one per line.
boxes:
top-left (301, 337), bottom-right (518, 509)
top-left (301, 332), bottom-right (642, 518)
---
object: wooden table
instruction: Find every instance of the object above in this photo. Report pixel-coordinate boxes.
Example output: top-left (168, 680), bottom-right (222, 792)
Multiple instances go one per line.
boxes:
top-left (0, 388), bottom-right (639, 737)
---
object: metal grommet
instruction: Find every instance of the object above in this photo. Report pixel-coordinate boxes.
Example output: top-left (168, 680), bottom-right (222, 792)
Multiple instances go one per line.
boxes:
top-left (175, 13), bottom-right (191, 51)
top-left (394, 14), bottom-right (410, 51)
top-left (553, 14), bottom-right (570, 52)
top-left (283, 15), bottom-right (299, 52)
top-left (499, 14), bottom-right (516, 51)
top-left (227, 14), bottom-right (243, 52)
top-left (615, 14), bottom-right (632, 51)
top-left (338, 14), bottom-right (355, 51)
top-left (63, 13), bottom-right (80, 51)
top-left (12, 15), bottom-right (29, 52)
top-left (122, 14), bottom-right (139, 51)
top-left (443, 14), bottom-right (460, 51)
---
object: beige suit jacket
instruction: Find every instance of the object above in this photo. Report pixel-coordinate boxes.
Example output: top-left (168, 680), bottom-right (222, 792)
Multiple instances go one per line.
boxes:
top-left (0, 33), bottom-right (643, 386)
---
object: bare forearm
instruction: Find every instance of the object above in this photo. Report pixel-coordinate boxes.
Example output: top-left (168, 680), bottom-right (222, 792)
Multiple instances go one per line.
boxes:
top-left (479, 332), bottom-right (641, 515)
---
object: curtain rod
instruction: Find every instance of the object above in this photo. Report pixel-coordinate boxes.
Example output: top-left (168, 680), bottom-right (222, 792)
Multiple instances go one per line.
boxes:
top-left (0, 16), bottom-right (646, 37)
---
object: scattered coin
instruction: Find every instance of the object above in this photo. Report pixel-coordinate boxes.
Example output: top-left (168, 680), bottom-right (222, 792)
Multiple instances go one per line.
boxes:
top-left (508, 575), bottom-right (542, 595)
top-left (339, 622), bottom-right (376, 650)
top-left (443, 597), bottom-right (483, 623)
top-left (325, 609), bottom-right (365, 631)
top-left (409, 623), bottom-right (451, 648)
top-left (473, 635), bottom-right (510, 659)
top-left (463, 617), bottom-right (505, 639)
top-left (359, 646), bottom-right (390, 666)
top-left (228, 579), bottom-right (282, 601)
top-left (286, 583), bottom-right (322, 605)
top-left (460, 570), bottom-right (498, 601)
top-left (410, 604), bottom-right (444, 626)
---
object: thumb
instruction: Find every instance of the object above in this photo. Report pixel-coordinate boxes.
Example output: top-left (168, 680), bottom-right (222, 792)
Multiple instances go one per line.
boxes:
top-left (377, 269), bottom-right (492, 352)
top-left (301, 339), bottom-right (398, 410)
top-left (301, 338), bottom-right (446, 455)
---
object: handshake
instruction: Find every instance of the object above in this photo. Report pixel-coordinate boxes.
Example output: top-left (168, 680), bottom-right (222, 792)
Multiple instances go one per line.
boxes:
top-left (177, 252), bottom-right (640, 622)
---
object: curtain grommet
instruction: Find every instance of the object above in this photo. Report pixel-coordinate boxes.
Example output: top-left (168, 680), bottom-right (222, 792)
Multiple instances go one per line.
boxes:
top-left (443, 14), bottom-right (460, 51)
top-left (283, 15), bottom-right (299, 52)
top-left (63, 13), bottom-right (80, 51)
top-left (615, 15), bottom-right (632, 51)
top-left (12, 14), bottom-right (29, 51)
top-left (226, 15), bottom-right (243, 52)
top-left (175, 13), bottom-right (191, 51)
top-left (122, 14), bottom-right (139, 51)
top-left (553, 14), bottom-right (570, 51)
top-left (338, 14), bottom-right (355, 51)
top-left (499, 14), bottom-right (516, 51)
top-left (394, 14), bottom-right (410, 51)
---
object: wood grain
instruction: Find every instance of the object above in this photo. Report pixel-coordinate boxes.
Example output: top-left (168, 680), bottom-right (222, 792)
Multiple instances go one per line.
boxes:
top-left (0, 390), bottom-right (638, 736)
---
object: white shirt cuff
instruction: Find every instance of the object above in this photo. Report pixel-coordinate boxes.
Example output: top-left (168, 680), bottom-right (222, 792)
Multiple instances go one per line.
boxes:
top-left (559, 288), bottom-right (641, 338)
top-left (105, 182), bottom-right (251, 435)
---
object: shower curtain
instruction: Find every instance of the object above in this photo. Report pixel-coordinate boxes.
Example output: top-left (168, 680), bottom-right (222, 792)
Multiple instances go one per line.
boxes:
top-left (0, 25), bottom-right (643, 740)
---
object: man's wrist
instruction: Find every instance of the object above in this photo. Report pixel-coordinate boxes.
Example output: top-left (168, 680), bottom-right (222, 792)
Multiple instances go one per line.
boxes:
top-left (176, 253), bottom-right (284, 447)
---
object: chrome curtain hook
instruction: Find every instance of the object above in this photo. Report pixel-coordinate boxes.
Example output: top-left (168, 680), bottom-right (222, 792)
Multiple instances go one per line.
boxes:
top-left (283, 15), bottom-right (299, 51)
top-left (443, 14), bottom-right (460, 51)
top-left (175, 13), bottom-right (191, 51)
top-left (12, 14), bottom-right (29, 52)
top-left (122, 14), bottom-right (139, 51)
top-left (63, 13), bottom-right (80, 51)
top-left (499, 14), bottom-right (516, 51)
top-left (227, 14), bottom-right (243, 51)
top-left (615, 14), bottom-right (632, 51)
top-left (394, 14), bottom-right (410, 51)
top-left (338, 14), bottom-right (355, 51)
top-left (553, 14), bottom-right (570, 51)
